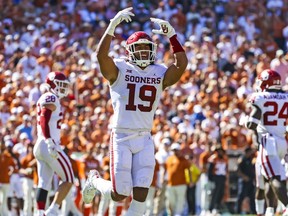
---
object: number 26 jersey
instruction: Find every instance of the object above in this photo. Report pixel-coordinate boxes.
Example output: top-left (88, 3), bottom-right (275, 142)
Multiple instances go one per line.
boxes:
top-left (110, 59), bottom-right (167, 131)
top-left (249, 91), bottom-right (288, 138)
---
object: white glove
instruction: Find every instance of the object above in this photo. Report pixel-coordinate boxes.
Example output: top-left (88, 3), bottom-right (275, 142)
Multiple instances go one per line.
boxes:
top-left (150, 18), bottom-right (176, 38)
top-left (45, 138), bottom-right (58, 159)
top-left (239, 115), bottom-right (249, 126)
top-left (25, 167), bottom-right (33, 175)
top-left (106, 7), bottom-right (134, 36)
top-left (285, 154), bottom-right (288, 163)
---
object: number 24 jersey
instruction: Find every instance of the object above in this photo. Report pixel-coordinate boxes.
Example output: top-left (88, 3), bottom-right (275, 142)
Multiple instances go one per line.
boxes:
top-left (249, 91), bottom-right (288, 138)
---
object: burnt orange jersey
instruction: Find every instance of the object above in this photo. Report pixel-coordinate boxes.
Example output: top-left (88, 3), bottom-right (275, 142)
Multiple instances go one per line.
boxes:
top-left (165, 155), bottom-right (190, 186)
top-left (151, 159), bottom-right (160, 187)
top-left (20, 152), bottom-right (35, 179)
top-left (199, 150), bottom-right (212, 173)
top-left (0, 150), bottom-right (16, 183)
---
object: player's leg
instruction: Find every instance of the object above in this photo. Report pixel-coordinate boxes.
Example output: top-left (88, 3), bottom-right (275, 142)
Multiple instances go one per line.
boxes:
top-left (82, 132), bottom-right (132, 203)
top-left (45, 149), bottom-right (74, 214)
top-left (126, 134), bottom-right (155, 216)
top-left (35, 159), bottom-right (54, 214)
top-left (264, 155), bottom-right (288, 207)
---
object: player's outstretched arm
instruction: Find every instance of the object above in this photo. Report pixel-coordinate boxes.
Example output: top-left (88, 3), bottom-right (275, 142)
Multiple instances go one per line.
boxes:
top-left (150, 18), bottom-right (188, 89)
top-left (97, 7), bottom-right (134, 84)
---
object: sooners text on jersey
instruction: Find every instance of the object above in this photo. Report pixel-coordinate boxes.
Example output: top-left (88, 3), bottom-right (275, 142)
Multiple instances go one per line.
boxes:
top-left (110, 59), bottom-right (167, 130)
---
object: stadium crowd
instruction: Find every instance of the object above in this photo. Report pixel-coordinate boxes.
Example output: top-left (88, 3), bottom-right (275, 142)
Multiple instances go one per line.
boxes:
top-left (0, 0), bottom-right (288, 215)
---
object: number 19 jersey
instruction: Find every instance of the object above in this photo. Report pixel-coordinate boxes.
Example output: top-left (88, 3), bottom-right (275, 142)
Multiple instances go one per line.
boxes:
top-left (249, 91), bottom-right (288, 138)
top-left (110, 59), bottom-right (167, 131)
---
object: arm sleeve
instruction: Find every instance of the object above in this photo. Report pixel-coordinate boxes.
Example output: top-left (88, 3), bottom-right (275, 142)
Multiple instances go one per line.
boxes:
top-left (40, 107), bottom-right (52, 139)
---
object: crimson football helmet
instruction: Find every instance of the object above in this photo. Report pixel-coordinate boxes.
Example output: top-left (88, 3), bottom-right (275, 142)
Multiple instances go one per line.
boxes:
top-left (255, 69), bottom-right (281, 92)
top-left (46, 71), bottom-right (69, 98)
top-left (126, 31), bottom-right (157, 67)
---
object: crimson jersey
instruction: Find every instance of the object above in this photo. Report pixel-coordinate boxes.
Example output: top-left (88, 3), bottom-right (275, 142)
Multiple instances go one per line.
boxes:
top-left (249, 91), bottom-right (288, 138)
top-left (110, 59), bottom-right (167, 130)
top-left (36, 92), bottom-right (63, 143)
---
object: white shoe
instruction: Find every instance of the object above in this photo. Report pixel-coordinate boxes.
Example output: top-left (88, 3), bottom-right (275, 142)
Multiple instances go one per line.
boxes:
top-left (35, 210), bottom-right (46, 216)
top-left (45, 207), bottom-right (59, 216)
top-left (82, 169), bottom-right (100, 204)
top-left (283, 208), bottom-right (288, 216)
top-left (265, 207), bottom-right (274, 216)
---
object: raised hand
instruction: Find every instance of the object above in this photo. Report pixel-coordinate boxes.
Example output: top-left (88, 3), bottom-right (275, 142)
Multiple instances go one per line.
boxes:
top-left (150, 18), bottom-right (176, 38)
top-left (111, 7), bottom-right (134, 26)
top-left (107, 7), bottom-right (135, 36)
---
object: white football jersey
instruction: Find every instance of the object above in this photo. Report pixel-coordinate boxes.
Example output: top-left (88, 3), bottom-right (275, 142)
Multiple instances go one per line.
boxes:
top-left (110, 59), bottom-right (167, 130)
top-left (36, 92), bottom-right (63, 143)
top-left (249, 91), bottom-right (288, 138)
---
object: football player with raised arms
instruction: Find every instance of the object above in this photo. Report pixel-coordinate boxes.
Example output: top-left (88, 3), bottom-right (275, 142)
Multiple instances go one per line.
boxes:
top-left (82, 7), bottom-right (188, 216)
top-left (34, 71), bottom-right (74, 216)
top-left (240, 69), bottom-right (288, 216)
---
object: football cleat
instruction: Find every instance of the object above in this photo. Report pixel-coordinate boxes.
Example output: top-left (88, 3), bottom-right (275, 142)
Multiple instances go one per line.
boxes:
top-left (45, 207), bottom-right (60, 216)
top-left (82, 169), bottom-right (100, 204)
top-left (35, 210), bottom-right (46, 216)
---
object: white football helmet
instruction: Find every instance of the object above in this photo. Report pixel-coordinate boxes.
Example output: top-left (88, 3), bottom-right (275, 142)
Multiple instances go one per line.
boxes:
top-left (126, 31), bottom-right (157, 67)
top-left (46, 71), bottom-right (69, 98)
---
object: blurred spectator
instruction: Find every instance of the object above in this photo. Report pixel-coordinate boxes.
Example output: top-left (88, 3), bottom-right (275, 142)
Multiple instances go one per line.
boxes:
top-left (236, 146), bottom-right (256, 214)
top-left (165, 143), bottom-right (190, 216)
top-left (19, 144), bottom-right (36, 216)
top-left (16, 114), bottom-right (33, 142)
top-left (0, 141), bottom-right (17, 216)
top-left (270, 49), bottom-right (288, 85)
top-left (207, 145), bottom-right (229, 214)
top-left (185, 154), bottom-right (201, 215)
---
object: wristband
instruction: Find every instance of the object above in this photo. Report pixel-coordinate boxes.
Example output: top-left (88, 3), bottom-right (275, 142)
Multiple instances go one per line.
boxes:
top-left (105, 23), bottom-right (116, 37)
top-left (169, 35), bottom-right (184, 54)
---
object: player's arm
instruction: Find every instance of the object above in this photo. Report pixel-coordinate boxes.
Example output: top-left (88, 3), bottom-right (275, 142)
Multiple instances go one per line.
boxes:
top-left (246, 104), bottom-right (261, 131)
top-left (150, 18), bottom-right (188, 89)
top-left (97, 7), bottom-right (134, 85)
top-left (40, 103), bottom-right (56, 139)
top-left (163, 46), bottom-right (187, 88)
top-left (40, 103), bottom-right (58, 158)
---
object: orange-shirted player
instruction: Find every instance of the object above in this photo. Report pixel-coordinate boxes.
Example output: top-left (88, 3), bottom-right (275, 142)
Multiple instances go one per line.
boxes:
top-left (0, 141), bottom-right (17, 215)
top-left (19, 144), bottom-right (36, 216)
top-left (207, 145), bottom-right (229, 214)
top-left (165, 143), bottom-right (190, 216)
top-left (145, 159), bottom-right (160, 216)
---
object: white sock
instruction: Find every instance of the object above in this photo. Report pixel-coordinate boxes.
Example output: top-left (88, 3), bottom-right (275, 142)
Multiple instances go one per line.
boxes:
top-left (125, 199), bottom-right (146, 216)
top-left (265, 207), bottom-right (274, 215)
top-left (93, 178), bottom-right (112, 199)
top-left (49, 202), bottom-right (60, 210)
top-left (255, 199), bottom-right (265, 214)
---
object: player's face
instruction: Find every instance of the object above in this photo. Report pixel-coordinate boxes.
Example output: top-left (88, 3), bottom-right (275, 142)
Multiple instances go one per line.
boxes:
top-left (134, 44), bottom-right (151, 60)
top-left (56, 81), bottom-right (69, 94)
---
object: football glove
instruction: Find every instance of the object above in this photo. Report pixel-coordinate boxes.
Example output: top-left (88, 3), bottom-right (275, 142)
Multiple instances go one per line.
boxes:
top-left (239, 115), bottom-right (249, 127)
top-left (45, 138), bottom-right (58, 159)
top-left (106, 7), bottom-right (134, 36)
top-left (150, 18), bottom-right (176, 38)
